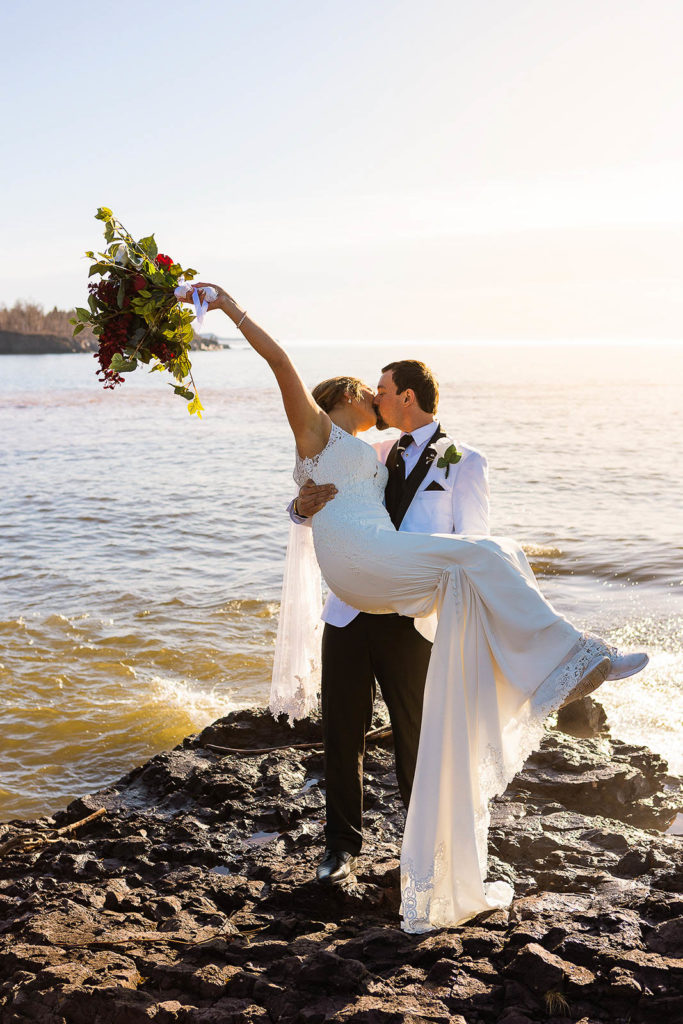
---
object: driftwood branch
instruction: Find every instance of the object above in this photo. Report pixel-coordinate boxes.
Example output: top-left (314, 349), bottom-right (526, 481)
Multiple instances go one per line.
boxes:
top-left (54, 807), bottom-right (107, 835)
top-left (0, 807), bottom-right (107, 858)
top-left (49, 931), bottom-right (219, 949)
top-left (203, 725), bottom-right (392, 758)
top-left (49, 921), bottom-right (265, 950)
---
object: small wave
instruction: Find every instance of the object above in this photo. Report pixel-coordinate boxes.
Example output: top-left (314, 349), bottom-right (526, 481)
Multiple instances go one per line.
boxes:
top-left (522, 544), bottom-right (563, 559)
top-left (524, 552), bottom-right (682, 586)
top-left (146, 674), bottom-right (239, 718)
top-left (0, 616), bottom-right (28, 632)
top-left (598, 617), bottom-right (683, 775)
top-left (211, 599), bottom-right (279, 618)
top-left (44, 613), bottom-right (73, 627)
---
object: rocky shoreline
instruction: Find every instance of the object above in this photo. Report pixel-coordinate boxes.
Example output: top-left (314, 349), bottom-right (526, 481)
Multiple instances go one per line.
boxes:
top-left (0, 330), bottom-right (224, 354)
top-left (0, 330), bottom-right (95, 355)
top-left (1, 699), bottom-right (681, 1023)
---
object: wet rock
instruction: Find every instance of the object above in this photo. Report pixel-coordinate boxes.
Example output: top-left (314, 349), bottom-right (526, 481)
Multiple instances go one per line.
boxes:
top-left (408, 930), bottom-right (464, 967)
top-left (0, 704), bottom-right (681, 1023)
top-left (147, 895), bottom-right (184, 920)
top-left (460, 927), bottom-right (507, 958)
top-left (505, 941), bottom-right (595, 992)
top-left (646, 916), bottom-right (683, 956)
top-left (447, 970), bottom-right (500, 1015)
top-left (609, 965), bottom-right (643, 994)
top-left (423, 956), bottom-right (458, 989)
top-left (555, 695), bottom-right (609, 737)
top-left (497, 1012), bottom-right (535, 1024)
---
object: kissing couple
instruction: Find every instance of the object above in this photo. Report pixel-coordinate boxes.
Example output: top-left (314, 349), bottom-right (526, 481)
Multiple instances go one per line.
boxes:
top-left (182, 284), bottom-right (648, 934)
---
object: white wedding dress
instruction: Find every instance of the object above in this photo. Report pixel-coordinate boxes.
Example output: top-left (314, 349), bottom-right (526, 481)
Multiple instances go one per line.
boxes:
top-left (271, 423), bottom-right (610, 933)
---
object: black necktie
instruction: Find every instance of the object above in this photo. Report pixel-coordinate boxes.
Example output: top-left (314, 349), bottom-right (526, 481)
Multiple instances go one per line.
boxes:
top-left (386, 423), bottom-right (445, 529)
top-left (397, 434), bottom-right (414, 479)
top-left (385, 433), bottom-right (415, 527)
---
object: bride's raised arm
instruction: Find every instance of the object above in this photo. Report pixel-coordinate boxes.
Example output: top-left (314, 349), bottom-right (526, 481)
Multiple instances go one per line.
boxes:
top-left (189, 283), bottom-right (330, 459)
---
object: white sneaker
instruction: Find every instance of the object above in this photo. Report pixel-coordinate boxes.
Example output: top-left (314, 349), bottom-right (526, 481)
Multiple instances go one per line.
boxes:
top-left (606, 652), bottom-right (649, 680)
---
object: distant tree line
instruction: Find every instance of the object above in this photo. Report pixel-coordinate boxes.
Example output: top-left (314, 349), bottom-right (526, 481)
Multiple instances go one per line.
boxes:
top-left (0, 300), bottom-right (95, 341)
top-left (0, 300), bottom-right (221, 352)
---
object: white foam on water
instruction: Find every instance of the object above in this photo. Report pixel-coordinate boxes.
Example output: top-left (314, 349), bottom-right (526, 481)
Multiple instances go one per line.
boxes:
top-left (145, 673), bottom-right (245, 725)
top-left (598, 642), bottom-right (683, 776)
top-left (522, 544), bottom-right (563, 559)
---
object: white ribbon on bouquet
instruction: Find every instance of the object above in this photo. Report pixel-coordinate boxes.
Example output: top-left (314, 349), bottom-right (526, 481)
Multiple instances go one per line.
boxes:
top-left (174, 280), bottom-right (218, 329)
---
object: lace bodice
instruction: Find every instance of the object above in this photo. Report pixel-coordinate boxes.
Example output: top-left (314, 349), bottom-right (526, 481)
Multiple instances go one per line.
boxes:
top-left (294, 422), bottom-right (388, 504)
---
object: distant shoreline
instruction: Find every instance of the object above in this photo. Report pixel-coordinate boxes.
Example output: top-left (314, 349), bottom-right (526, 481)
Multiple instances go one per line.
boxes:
top-left (0, 330), bottom-right (228, 354)
top-left (3, 331), bottom-right (683, 353)
top-left (0, 330), bottom-right (94, 355)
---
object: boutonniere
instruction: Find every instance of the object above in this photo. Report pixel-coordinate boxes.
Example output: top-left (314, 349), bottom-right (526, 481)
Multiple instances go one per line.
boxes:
top-left (436, 443), bottom-right (462, 478)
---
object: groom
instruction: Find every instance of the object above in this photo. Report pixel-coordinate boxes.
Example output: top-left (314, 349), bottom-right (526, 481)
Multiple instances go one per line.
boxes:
top-left (290, 360), bottom-right (490, 884)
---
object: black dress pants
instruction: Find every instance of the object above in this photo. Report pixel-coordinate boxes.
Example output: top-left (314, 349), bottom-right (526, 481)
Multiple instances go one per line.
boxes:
top-left (321, 612), bottom-right (432, 855)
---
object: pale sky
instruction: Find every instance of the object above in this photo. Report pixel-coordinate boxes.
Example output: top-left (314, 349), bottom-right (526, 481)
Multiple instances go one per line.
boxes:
top-left (2, 0), bottom-right (683, 339)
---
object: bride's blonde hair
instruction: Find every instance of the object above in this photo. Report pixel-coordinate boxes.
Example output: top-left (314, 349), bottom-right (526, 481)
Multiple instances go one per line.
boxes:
top-left (312, 376), bottom-right (366, 412)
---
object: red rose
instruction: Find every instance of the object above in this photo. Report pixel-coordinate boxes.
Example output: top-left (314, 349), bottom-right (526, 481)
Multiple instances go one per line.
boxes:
top-left (156, 254), bottom-right (173, 270)
top-left (132, 274), bottom-right (147, 292)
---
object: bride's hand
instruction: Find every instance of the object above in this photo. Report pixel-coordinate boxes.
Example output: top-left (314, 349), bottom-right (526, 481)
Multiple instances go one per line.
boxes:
top-left (182, 282), bottom-right (234, 314)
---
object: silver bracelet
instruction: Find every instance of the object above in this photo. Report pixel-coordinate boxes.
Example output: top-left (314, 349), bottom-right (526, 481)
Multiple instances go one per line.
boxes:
top-left (236, 311), bottom-right (248, 330)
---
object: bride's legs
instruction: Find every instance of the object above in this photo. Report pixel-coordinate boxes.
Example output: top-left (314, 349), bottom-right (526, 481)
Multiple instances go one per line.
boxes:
top-left (425, 536), bottom-right (649, 702)
top-left (361, 531), bottom-right (649, 712)
top-left (529, 635), bottom-right (612, 717)
top-left (561, 656), bottom-right (611, 706)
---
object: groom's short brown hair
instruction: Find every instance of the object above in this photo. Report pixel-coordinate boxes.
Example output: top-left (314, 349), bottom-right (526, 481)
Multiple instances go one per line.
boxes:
top-left (382, 360), bottom-right (439, 414)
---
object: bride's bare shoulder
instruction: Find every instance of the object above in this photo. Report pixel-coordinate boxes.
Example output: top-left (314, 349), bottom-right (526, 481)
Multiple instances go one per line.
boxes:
top-left (295, 412), bottom-right (334, 461)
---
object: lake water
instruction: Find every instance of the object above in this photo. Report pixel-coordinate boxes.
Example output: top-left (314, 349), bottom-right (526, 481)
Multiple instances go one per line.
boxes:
top-left (1, 342), bottom-right (681, 821)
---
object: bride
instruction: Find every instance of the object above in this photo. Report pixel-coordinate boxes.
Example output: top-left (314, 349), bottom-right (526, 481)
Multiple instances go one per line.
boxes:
top-left (185, 284), bottom-right (648, 933)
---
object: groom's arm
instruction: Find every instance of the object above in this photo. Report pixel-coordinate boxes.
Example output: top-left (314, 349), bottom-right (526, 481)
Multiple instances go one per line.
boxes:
top-left (288, 497), bottom-right (311, 526)
top-left (288, 479), bottom-right (338, 525)
top-left (289, 439), bottom-right (390, 525)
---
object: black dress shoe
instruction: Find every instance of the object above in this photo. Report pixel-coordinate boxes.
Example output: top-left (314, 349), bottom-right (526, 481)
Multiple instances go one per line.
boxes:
top-left (316, 848), bottom-right (357, 885)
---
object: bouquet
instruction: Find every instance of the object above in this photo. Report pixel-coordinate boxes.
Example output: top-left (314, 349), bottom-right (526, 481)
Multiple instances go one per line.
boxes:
top-left (73, 208), bottom-right (211, 417)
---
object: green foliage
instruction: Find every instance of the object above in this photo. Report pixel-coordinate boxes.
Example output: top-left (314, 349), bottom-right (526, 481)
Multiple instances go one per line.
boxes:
top-left (109, 353), bottom-right (138, 372)
top-left (187, 394), bottom-right (204, 418)
top-left (88, 262), bottom-right (111, 277)
top-left (138, 235), bottom-right (158, 259)
top-left (436, 444), bottom-right (463, 478)
top-left (78, 208), bottom-right (205, 416)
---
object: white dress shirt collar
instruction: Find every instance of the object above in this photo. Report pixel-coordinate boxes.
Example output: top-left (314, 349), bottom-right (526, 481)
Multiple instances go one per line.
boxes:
top-left (400, 420), bottom-right (440, 476)
top-left (405, 420), bottom-right (439, 451)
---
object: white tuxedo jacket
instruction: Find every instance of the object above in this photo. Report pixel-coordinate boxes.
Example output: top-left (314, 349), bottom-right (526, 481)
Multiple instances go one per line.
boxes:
top-left (289, 424), bottom-right (490, 628)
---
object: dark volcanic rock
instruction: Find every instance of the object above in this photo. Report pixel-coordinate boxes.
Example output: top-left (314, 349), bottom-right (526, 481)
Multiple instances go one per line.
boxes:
top-left (555, 695), bottom-right (609, 738)
top-left (0, 705), bottom-right (681, 1023)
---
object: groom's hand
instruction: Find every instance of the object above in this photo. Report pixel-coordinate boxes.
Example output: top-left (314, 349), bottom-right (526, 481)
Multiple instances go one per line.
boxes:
top-left (295, 478), bottom-right (338, 518)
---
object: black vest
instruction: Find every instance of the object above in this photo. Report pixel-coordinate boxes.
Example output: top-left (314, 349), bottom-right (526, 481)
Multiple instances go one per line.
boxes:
top-left (384, 423), bottom-right (446, 528)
